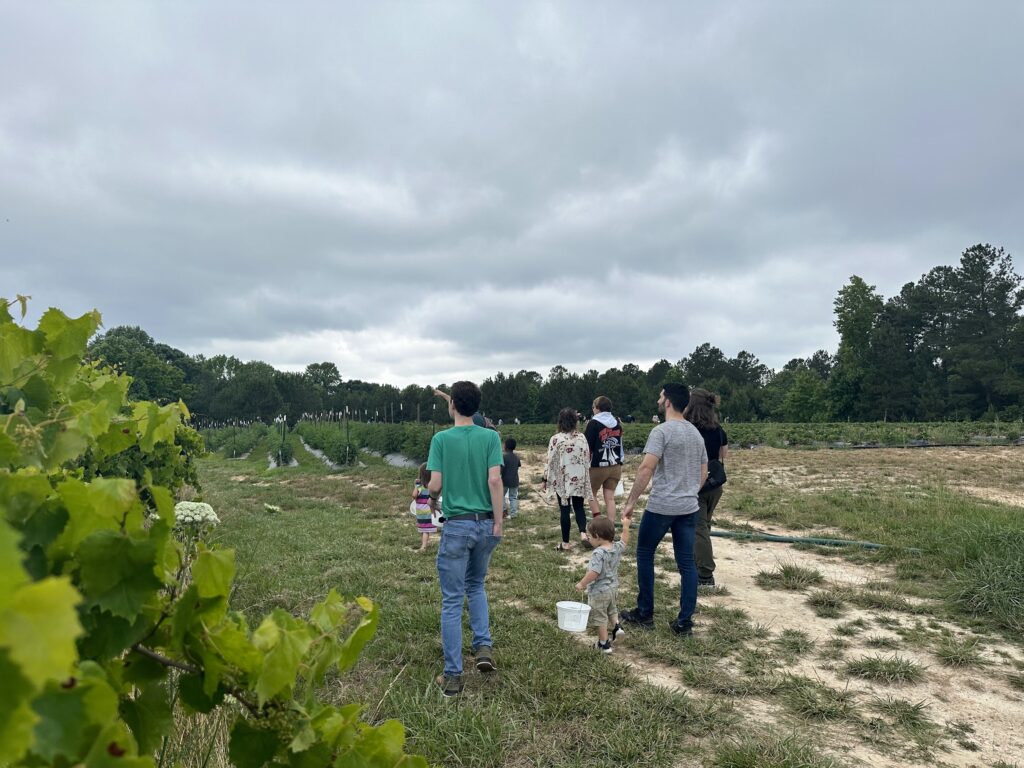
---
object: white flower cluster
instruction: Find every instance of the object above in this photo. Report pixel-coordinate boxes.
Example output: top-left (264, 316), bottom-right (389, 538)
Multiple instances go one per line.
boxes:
top-left (174, 501), bottom-right (220, 527)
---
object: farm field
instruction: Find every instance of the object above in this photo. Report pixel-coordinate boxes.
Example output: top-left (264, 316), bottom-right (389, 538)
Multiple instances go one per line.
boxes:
top-left (183, 439), bottom-right (1024, 768)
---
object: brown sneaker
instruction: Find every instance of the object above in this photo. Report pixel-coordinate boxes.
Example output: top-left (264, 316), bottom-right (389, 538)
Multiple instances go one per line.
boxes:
top-left (436, 673), bottom-right (464, 697)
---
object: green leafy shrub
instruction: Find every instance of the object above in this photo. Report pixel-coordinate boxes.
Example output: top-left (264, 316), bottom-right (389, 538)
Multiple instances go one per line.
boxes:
top-left (0, 300), bottom-right (424, 768)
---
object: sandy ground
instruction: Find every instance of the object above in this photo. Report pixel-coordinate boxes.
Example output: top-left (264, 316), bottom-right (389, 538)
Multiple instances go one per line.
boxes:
top-left (506, 446), bottom-right (1024, 767)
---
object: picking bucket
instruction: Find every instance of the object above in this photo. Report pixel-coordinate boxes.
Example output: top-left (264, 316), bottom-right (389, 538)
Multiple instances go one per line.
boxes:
top-left (556, 601), bottom-right (591, 632)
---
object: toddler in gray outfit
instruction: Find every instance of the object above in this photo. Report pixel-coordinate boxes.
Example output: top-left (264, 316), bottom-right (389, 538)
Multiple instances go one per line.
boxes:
top-left (574, 516), bottom-right (631, 653)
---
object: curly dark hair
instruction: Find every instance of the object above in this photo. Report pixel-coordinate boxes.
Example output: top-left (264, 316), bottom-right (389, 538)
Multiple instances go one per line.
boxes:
top-left (557, 407), bottom-right (578, 433)
top-left (450, 381), bottom-right (482, 417)
top-left (683, 388), bottom-right (720, 430)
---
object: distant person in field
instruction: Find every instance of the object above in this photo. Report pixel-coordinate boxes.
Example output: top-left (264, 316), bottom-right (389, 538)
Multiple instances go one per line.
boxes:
top-left (620, 383), bottom-right (707, 636)
top-left (427, 381), bottom-right (504, 697)
top-left (574, 515), bottom-right (630, 653)
top-left (412, 463), bottom-right (439, 552)
top-left (684, 389), bottom-right (728, 587)
top-left (544, 407), bottom-right (594, 551)
top-left (585, 395), bottom-right (625, 523)
top-left (501, 437), bottom-right (521, 518)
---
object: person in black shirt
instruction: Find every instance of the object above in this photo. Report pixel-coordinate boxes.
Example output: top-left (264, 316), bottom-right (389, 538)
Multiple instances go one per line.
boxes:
top-left (501, 437), bottom-right (521, 518)
top-left (683, 389), bottom-right (728, 586)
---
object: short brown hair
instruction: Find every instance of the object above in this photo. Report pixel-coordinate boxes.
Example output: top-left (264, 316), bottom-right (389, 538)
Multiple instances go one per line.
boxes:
top-left (593, 395), bottom-right (612, 412)
top-left (557, 407), bottom-right (578, 433)
top-left (587, 516), bottom-right (615, 541)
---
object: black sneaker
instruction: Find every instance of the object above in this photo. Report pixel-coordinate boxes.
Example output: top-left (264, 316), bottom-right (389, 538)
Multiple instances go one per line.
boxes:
top-left (698, 576), bottom-right (716, 587)
top-left (595, 639), bottom-right (612, 654)
top-left (474, 646), bottom-right (497, 672)
top-left (620, 609), bottom-right (654, 629)
top-left (669, 619), bottom-right (694, 637)
top-left (436, 673), bottom-right (464, 697)
top-left (611, 622), bottom-right (625, 642)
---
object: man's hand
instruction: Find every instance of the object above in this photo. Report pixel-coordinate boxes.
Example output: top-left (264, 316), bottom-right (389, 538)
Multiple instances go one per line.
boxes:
top-left (623, 501), bottom-right (635, 520)
top-left (428, 496), bottom-right (439, 512)
top-left (492, 523), bottom-right (503, 537)
top-left (574, 580), bottom-right (586, 592)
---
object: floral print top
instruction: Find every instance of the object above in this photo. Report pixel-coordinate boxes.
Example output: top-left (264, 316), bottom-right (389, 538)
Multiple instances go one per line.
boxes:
top-left (545, 430), bottom-right (594, 500)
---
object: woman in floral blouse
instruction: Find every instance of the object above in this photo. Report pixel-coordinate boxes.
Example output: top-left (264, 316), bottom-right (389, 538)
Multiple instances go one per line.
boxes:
top-left (543, 407), bottom-right (594, 551)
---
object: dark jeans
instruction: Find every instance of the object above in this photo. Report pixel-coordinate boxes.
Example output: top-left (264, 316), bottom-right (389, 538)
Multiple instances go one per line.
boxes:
top-left (695, 486), bottom-right (724, 580)
top-left (634, 510), bottom-right (698, 623)
top-left (558, 495), bottom-right (587, 543)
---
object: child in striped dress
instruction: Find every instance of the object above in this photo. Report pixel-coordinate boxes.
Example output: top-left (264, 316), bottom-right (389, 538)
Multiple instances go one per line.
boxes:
top-left (413, 463), bottom-right (437, 551)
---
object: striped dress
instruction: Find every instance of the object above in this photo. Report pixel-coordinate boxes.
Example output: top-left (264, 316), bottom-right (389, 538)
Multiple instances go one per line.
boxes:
top-left (414, 480), bottom-right (437, 533)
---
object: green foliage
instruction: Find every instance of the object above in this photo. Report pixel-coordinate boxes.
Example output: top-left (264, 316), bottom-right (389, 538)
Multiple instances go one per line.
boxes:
top-left (265, 426), bottom-right (294, 467)
top-left (0, 301), bottom-right (424, 768)
top-left (202, 422), bottom-right (269, 458)
top-left (843, 654), bottom-right (926, 684)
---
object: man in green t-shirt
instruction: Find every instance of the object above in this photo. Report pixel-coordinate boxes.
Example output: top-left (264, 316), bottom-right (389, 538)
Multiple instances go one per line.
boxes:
top-left (427, 381), bottom-right (504, 697)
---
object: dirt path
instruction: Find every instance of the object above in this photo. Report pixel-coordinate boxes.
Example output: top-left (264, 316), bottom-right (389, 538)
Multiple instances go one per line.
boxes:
top-left (510, 446), bottom-right (1024, 767)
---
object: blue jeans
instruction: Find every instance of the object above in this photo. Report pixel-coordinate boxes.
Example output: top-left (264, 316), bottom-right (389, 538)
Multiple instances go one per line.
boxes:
top-left (504, 486), bottom-right (519, 517)
top-left (436, 518), bottom-right (502, 675)
top-left (634, 510), bottom-right (698, 623)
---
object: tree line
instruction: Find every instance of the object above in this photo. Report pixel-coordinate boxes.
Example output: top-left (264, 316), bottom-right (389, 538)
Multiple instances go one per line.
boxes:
top-left (87, 244), bottom-right (1023, 425)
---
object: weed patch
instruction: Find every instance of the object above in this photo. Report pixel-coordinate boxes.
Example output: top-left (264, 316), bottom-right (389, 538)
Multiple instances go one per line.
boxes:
top-left (755, 562), bottom-right (825, 591)
top-left (844, 654), bottom-right (926, 684)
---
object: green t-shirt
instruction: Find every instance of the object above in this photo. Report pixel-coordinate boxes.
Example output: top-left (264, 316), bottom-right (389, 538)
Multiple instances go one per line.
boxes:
top-left (426, 425), bottom-right (503, 518)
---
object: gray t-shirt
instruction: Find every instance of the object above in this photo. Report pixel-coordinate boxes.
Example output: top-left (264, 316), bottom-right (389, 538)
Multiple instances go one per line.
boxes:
top-left (587, 540), bottom-right (626, 595)
top-left (643, 420), bottom-right (708, 516)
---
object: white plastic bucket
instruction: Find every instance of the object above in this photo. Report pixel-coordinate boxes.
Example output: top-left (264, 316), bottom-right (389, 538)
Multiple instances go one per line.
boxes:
top-left (556, 601), bottom-right (591, 632)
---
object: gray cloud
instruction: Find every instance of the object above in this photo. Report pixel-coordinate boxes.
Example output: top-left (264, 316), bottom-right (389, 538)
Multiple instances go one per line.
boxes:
top-left (2, 2), bottom-right (1022, 386)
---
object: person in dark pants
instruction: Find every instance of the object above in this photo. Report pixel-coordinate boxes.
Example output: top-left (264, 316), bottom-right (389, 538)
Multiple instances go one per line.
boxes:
top-left (620, 383), bottom-right (708, 636)
top-left (683, 388), bottom-right (728, 587)
top-left (543, 408), bottom-right (593, 551)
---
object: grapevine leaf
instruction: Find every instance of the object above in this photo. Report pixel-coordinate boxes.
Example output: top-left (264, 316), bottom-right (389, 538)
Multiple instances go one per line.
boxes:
top-left (121, 651), bottom-right (167, 686)
top-left (119, 680), bottom-right (172, 754)
top-left (31, 670), bottom-right (119, 762)
top-left (336, 597), bottom-right (379, 673)
top-left (55, 478), bottom-right (139, 554)
top-left (0, 519), bottom-right (29, 602)
top-left (78, 530), bottom-right (162, 619)
top-left (0, 576), bottom-right (82, 686)
top-left (192, 547), bottom-right (235, 600)
top-left (0, 648), bottom-right (37, 765)
top-left (0, 473), bottom-right (53, 525)
top-left (0, 323), bottom-right (42, 384)
top-left (309, 588), bottom-right (347, 633)
top-left (38, 308), bottom-right (101, 361)
top-left (177, 673), bottom-right (225, 714)
top-left (78, 608), bottom-right (149, 661)
top-left (229, 717), bottom-right (282, 768)
top-left (0, 430), bottom-right (18, 467)
top-left (253, 610), bottom-right (313, 706)
top-left (82, 721), bottom-right (154, 768)
top-left (204, 617), bottom-right (263, 677)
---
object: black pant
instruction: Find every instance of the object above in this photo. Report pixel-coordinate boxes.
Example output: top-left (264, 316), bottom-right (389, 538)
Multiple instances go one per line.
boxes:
top-left (558, 495), bottom-right (587, 543)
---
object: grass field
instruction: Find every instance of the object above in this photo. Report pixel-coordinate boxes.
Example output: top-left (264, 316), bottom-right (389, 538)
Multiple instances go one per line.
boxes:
top-left (174, 439), bottom-right (1024, 767)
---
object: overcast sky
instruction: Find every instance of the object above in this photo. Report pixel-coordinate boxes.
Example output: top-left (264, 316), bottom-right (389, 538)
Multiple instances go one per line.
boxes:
top-left (2, 2), bottom-right (1022, 386)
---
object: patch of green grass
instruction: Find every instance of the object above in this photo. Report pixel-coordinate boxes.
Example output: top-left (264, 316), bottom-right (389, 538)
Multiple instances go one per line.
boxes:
top-left (778, 676), bottom-right (858, 722)
top-left (818, 638), bottom-right (850, 662)
top-left (864, 635), bottom-right (900, 650)
top-left (848, 589), bottom-right (913, 613)
top-left (934, 635), bottom-right (985, 667)
top-left (737, 648), bottom-right (780, 678)
top-left (806, 589), bottom-right (847, 618)
top-left (843, 654), bottom-right (926, 684)
top-left (949, 551), bottom-right (1024, 634)
top-left (833, 618), bottom-right (868, 637)
top-left (708, 730), bottom-right (840, 768)
top-left (755, 563), bottom-right (825, 591)
top-left (774, 629), bottom-right (815, 658)
top-left (869, 695), bottom-right (929, 728)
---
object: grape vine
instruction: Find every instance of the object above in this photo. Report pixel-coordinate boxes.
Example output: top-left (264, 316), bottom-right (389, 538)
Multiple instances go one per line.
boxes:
top-left (0, 298), bottom-right (425, 768)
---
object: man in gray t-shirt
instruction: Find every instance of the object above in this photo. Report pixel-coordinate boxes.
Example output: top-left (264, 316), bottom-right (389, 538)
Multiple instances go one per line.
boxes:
top-left (620, 383), bottom-right (708, 636)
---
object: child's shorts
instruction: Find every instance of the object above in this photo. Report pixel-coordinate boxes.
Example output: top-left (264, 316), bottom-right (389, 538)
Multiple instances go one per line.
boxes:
top-left (588, 589), bottom-right (617, 627)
